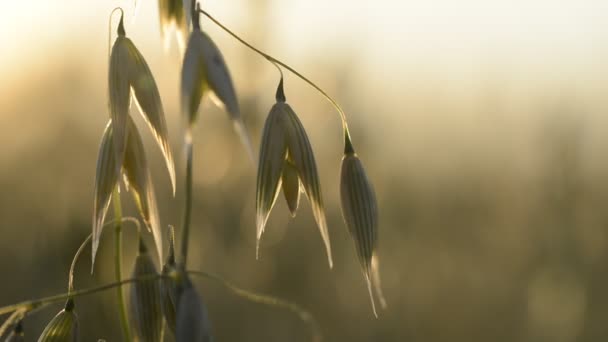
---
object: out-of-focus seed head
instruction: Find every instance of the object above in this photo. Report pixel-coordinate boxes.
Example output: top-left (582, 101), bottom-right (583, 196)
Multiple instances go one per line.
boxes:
top-left (4, 320), bottom-right (24, 342)
top-left (158, 0), bottom-right (188, 50)
top-left (281, 102), bottom-right (333, 268)
top-left (129, 239), bottom-right (163, 342)
top-left (92, 121), bottom-right (120, 268)
top-left (37, 300), bottom-right (79, 342)
top-left (255, 103), bottom-right (288, 258)
top-left (110, 12), bottom-right (176, 195)
top-left (181, 29), bottom-right (208, 130)
top-left (161, 226), bottom-right (178, 335)
top-left (175, 278), bottom-right (213, 342)
top-left (340, 153), bottom-right (387, 317)
top-left (123, 118), bottom-right (164, 264)
top-left (281, 156), bottom-right (301, 217)
top-left (180, 22), bottom-right (254, 161)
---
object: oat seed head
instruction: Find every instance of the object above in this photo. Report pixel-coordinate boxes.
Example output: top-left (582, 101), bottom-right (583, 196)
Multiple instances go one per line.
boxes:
top-left (128, 239), bottom-right (163, 342)
top-left (340, 153), bottom-right (386, 317)
top-left (180, 24), bottom-right (255, 163)
top-left (37, 301), bottom-right (79, 342)
top-left (175, 278), bottom-right (213, 342)
top-left (124, 37), bottom-right (177, 195)
top-left (255, 103), bottom-right (288, 259)
top-left (281, 101), bottom-right (333, 268)
top-left (158, 0), bottom-right (188, 51)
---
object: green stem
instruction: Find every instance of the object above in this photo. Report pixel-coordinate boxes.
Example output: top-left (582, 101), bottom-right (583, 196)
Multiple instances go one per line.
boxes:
top-left (198, 9), bottom-right (355, 154)
top-left (68, 217), bottom-right (142, 295)
top-left (0, 275), bottom-right (163, 317)
top-left (180, 140), bottom-right (194, 266)
top-left (112, 187), bottom-right (132, 342)
top-left (188, 271), bottom-right (322, 342)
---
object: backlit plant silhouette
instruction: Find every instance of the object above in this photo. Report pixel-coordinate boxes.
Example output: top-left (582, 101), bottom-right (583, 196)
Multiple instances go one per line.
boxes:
top-left (0, 1), bottom-right (385, 340)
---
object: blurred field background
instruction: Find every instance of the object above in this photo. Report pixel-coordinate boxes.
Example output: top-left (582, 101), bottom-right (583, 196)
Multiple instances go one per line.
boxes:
top-left (2, 0), bottom-right (608, 341)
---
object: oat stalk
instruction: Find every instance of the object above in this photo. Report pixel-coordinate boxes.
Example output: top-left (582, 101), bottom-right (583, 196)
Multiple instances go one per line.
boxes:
top-left (111, 186), bottom-right (132, 342)
top-left (179, 139), bottom-right (194, 266)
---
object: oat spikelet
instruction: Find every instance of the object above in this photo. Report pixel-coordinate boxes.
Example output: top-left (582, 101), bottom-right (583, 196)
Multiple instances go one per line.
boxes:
top-left (340, 153), bottom-right (387, 317)
top-left (255, 80), bottom-right (333, 267)
top-left (181, 14), bottom-right (255, 162)
top-left (37, 300), bottom-right (79, 342)
top-left (129, 239), bottom-right (163, 342)
top-left (92, 121), bottom-right (120, 268)
top-left (158, 0), bottom-right (188, 51)
top-left (255, 103), bottom-right (288, 258)
top-left (281, 103), bottom-right (333, 268)
top-left (110, 13), bottom-right (176, 195)
top-left (175, 278), bottom-right (213, 342)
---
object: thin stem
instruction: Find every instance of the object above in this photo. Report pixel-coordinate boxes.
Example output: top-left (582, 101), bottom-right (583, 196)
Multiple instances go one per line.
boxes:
top-left (0, 275), bottom-right (163, 317)
top-left (188, 271), bottom-right (322, 342)
top-left (111, 187), bottom-right (132, 342)
top-left (68, 218), bottom-right (142, 295)
top-left (68, 235), bottom-right (91, 295)
top-left (180, 140), bottom-right (194, 266)
top-left (198, 9), bottom-right (355, 153)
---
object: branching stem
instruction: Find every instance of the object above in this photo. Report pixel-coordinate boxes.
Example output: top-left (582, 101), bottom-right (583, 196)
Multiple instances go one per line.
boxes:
top-left (188, 271), bottom-right (322, 342)
top-left (198, 8), bottom-right (355, 154)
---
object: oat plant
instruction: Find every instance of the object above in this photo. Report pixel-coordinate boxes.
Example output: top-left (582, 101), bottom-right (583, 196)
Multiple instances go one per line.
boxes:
top-left (0, 1), bottom-right (386, 340)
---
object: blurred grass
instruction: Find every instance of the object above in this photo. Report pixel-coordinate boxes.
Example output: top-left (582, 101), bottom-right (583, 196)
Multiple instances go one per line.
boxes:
top-left (2, 1), bottom-right (608, 341)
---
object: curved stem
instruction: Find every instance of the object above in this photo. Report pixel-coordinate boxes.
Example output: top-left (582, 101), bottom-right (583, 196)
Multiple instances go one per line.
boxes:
top-left (111, 187), bottom-right (132, 342)
top-left (179, 140), bottom-right (194, 266)
top-left (199, 9), bottom-right (355, 153)
top-left (188, 271), bottom-right (322, 342)
top-left (68, 217), bottom-right (142, 295)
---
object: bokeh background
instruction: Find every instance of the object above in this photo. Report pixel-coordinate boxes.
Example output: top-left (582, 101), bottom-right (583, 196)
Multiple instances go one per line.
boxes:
top-left (2, 0), bottom-right (608, 341)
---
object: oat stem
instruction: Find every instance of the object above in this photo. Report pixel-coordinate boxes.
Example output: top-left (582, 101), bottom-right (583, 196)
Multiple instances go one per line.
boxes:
top-left (198, 8), bottom-right (355, 154)
top-left (68, 218), bottom-right (142, 295)
top-left (188, 270), bottom-right (322, 342)
top-left (0, 275), bottom-right (163, 317)
top-left (179, 140), bottom-right (194, 266)
top-left (111, 186), bottom-right (132, 342)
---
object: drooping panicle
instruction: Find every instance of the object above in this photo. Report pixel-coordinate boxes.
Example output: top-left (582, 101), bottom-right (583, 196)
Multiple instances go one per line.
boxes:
top-left (109, 12), bottom-right (176, 194)
top-left (340, 152), bottom-right (387, 317)
top-left (255, 79), bottom-right (333, 267)
top-left (180, 7), bottom-right (255, 162)
top-left (128, 239), bottom-right (163, 342)
top-left (37, 300), bottom-right (79, 342)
